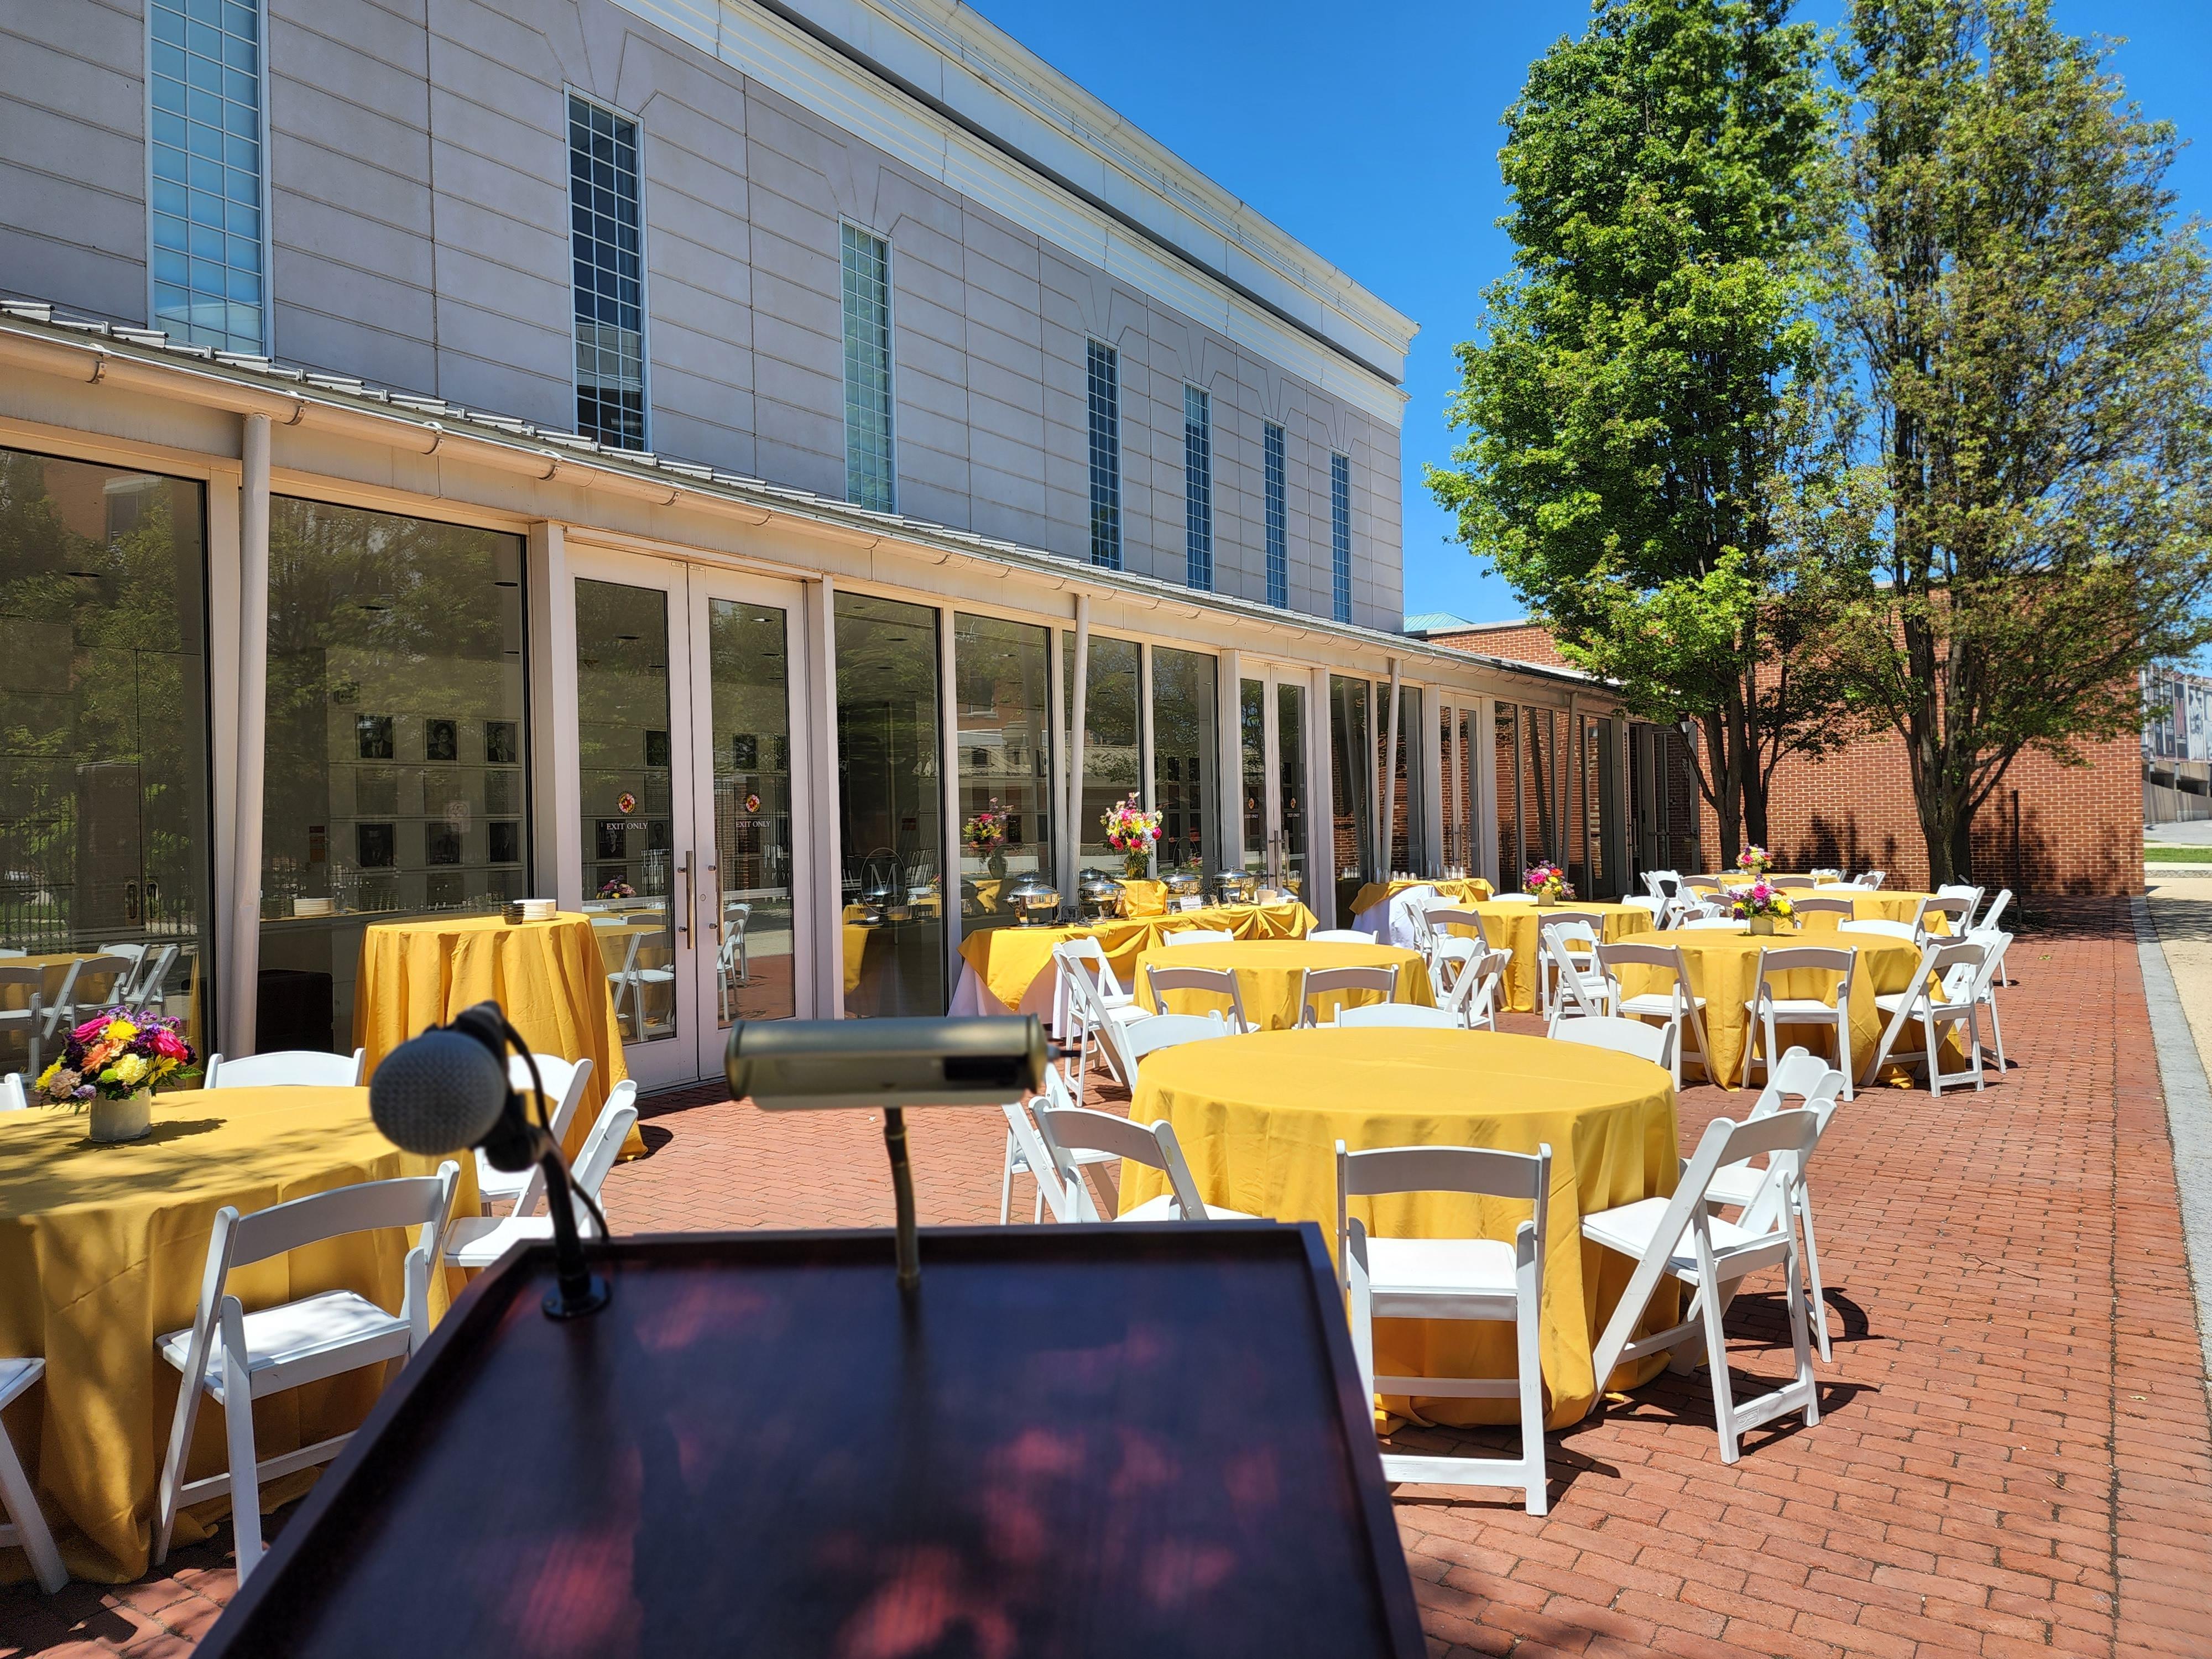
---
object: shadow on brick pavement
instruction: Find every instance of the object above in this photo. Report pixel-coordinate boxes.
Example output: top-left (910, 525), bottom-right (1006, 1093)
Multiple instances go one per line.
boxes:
top-left (8, 898), bottom-right (2210, 1658)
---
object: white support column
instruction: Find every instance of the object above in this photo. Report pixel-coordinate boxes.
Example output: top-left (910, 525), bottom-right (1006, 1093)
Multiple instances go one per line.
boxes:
top-left (1380, 660), bottom-right (1402, 877)
top-left (526, 521), bottom-right (583, 911)
top-left (1064, 595), bottom-right (1090, 890)
top-left (1475, 695), bottom-right (1501, 889)
top-left (806, 576), bottom-right (844, 1016)
top-left (206, 468), bottom-right (241, 1046)
top-left (1308, 665), bottom-right (1335, 926)
top-left (224, 414), bottom-right (270, 1057)
top-left (937, 603), bottom-right (962, 999)
top-left (1136, 641), bottom-right (1157, 874)
top-left (1047, 627), bottom-right (1065, 885)
top-left (1215, 648), bottom-right (1243, 873)
top-left (1419, 685), bottom-right (1445, 877)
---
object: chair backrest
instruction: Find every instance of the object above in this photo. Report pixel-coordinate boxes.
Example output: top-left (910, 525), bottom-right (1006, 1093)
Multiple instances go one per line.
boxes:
top-left (568, 1084), bottom-right (639, 1217)
top-left (1644, 870), bottom-right (1682, 900)
top-left (1750, 945), bottom-right (1854, 993)
top-left (1537, 910), bottom-right (1605, 941)
top-left (1538, 927), bottom-right (1609, 1022)
top-left (227, 1164), bottom-right (460, 1271)
top-left (1001, 1093), bottom-right (1078, 1223)
top-left (1058, 954), bottom-right (1140, 1083)
top-left (1162, 929), bottom-right (1234, 947)
top-left (1034, 1104), bottom-right (1210, 1221)
top-left (1979, 888), bottom-right (2013, 931)
top-left (1301, 963), bottom-right (1397, 1024)
top-left (1334, 1003), bottom-right (1464, 1030)
top-left (1488, 892), bottom-right (1536, 905)
top-left (1934, 884), bottom-right (1984, 927)
top-left (1123, 1010), bottom-right (1230, 1063)
top-left (0, 1072), bottom-right (24, 1110)
top-left (1439, 947), bottom-right (1510, 1022)
top-left (1770, 875), bottom-right (1815, 889)
top-left (1677, 915), bottom-right (1742, 930)
top-left (1595, 939), bottom-right (1691, 987)
top-left (1552, 1015), bottom-right (1675, 1070)
top-left (1618, 895), bottom-right (1665, 928)
top-left (1929, 937), bottom-right (1989, 1001)
top-left (1837, 919), bottom-right (1918, 943)
top-left (1144, 963), bottom-right (1251, 1033)
top-left (1424, 907), bottom-right (1489, 950)
top-left (206, 1048), bottom-right (367, 1089)
top-left (0, 965), bottom-right (45, 995)
top-left (1788, 895), bottom-right (1857, 919)
top-left (1306, 928), bottom-right (1370, 943)
top-left (505, 1053), bottom-right (593, 1147)
top-left (1337, 1138), bottom-right (1550, 1285)
top-left (1856, 870), bottom-right (1886, 889)
top-left (1921, 895), bottom-right (1972, 930)
top-left (1052, 937), bottom-right (1129, 1004)
top-left (1746, 1046), bottom-right (1834, 1118)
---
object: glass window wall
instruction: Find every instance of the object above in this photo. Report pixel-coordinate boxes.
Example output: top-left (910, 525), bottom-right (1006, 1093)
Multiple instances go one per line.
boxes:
top-left (1063, 634), bottom-right (1140, 871)
top-left (954, 614), bottom-right (1053, 935)
top-left (0, 448), bottom-right (214, 1072)
top-left (262, 499), bottom-right (526, 1051)
top-left (1328, 674), bottom-right (1372, 921)
top-left (1150, 646), bottom-right (1217, 878)
top-left (708, 599), bottom-right (796, 1022)
top-left (1496, 701), bottom-right (1520, 879)
top-left (837, 594), bottom-right (941, 1015)
top-left (1380, 686), bottom-right (1423, 874)
top-left (1239, 679), bottom-right (1265, 875)
top-left (1277, 681), bottom-right (1307, 900)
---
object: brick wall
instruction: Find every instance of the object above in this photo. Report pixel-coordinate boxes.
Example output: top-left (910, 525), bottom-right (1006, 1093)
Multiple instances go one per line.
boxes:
top-left (1425, 622), bottom-right (2145, 895)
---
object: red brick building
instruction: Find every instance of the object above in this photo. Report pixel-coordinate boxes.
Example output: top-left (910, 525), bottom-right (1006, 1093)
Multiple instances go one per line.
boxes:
top-left (1415, 618), bottom-right (2145, 895)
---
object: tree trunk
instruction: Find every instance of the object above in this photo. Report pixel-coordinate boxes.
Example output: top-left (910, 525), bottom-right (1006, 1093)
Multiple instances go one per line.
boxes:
top-left (1699, 711), bottom-right (1742, 863)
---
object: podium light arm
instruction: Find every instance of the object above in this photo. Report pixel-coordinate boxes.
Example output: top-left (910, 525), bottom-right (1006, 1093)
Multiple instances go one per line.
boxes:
top-left (883, 1108), bottom-right (920, 1293)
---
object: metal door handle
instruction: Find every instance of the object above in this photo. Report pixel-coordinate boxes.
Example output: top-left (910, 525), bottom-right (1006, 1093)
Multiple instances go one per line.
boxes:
top-left (677, 851), bottom-right (693, 944)
top-left (708, 859), bottom-right (723, 945)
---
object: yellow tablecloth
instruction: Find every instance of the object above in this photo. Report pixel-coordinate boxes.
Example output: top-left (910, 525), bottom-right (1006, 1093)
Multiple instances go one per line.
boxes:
top-left (1134, 940), bottom-right (1433, 1030)
top-left (1347, 876), bottom-right (1495, 918)
top-left (1609, 924), bottom-right (1950, 1087)
top-left (352, 915), bottom-right (638, 1161)
top-left (0, 1086), bottom-right (480, 1583)
top-left (1117, 879), bottom-right (1168, 917)
top-left (1438, 901), bottom-right (1656, 1013)
top-left (1122, 1027), bottom-right (1679, 1428)
top-left (955, 901), bottom-right (1318, 1012)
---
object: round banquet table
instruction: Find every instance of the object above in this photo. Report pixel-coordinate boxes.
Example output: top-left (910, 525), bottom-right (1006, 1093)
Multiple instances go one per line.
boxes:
top-left (1436, 900), bottom-right (1656, 1014)
top-left (0, 1086), bottom-right (481, 1583)
top-left (352, 913), bottom-right (639, 1160)
top-left (1120, 1027), bottom-right (1681, 1429)
top-left (1609, 922), bottom-right (1953, 1088)
top-left (1132, 939), bottom-right (1433, 1030)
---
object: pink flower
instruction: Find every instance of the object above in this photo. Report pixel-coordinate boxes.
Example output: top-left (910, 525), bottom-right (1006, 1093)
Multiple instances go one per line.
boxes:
top-left (72, 1014), bottom-right (110, 1042)
top-left (152, 1029), bottom-right (191, 1061)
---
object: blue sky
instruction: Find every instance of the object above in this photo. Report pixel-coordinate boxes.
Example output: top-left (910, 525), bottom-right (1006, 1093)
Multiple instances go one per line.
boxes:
top-left (968, 0), bottom-right (2212, 626)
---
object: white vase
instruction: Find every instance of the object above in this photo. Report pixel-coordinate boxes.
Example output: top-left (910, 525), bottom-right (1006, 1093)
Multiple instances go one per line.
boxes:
top-left (87, 1089), bottom-right (153, 1144)
top-left (1747, 915), bottom-right (1777, 937)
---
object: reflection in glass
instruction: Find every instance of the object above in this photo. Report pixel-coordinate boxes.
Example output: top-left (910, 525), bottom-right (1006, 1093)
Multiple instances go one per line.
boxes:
top-left (709, 600), bottom-right (795, 1022)
top-left (0, 448), bottom-right (213, 1068)
top-left (837, 594), bottom-right (942, 1016)
top-left (1525, 706), bottom-right (1558, 865)
top-left (1328, 674), bottom-right (1371, 921)
top-left (1240, 679), bottom-right (1265, 875)
top-left (1277, 682), bottom-right (1306, 897)
top-left (1150, 647), bottom-right (1217, 877)
top-left (1496, 702), bottom-right (1521, 878)
top-left (954, 614), bottom-right (1053, 936)
top-left (261, 499), bottom-right (525, 1052)
top-left (1383, 687), bottom-right (1423, 874)
top-left (576, 579), bottom-right (675, 1044)
top-left (1063, 634), bottom-right (1140, 869)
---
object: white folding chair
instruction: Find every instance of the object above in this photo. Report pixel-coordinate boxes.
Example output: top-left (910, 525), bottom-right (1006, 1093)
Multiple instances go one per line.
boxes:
top-left (1337, 1138), bottom-right (1553, 1513)
top-left (0, 1072), bottom-right (25, 1112)
top-left (204, 1048), bottom-right (368, 1089)
top-left (1000, 1066), bottom-right (1094, 1224)
top-left (0, 967), bottom-right (55, 1077)
top-left (1740, 946), bottom-right (1856, 1099)
top-left (1488, 892), bottom-right (1536, 905)
top-left (1861, 938), bottom-right (1989, 1094)
top-left (1551, 1015), bottom-right (1675, 1071)
top-left (1596, 941), bottom-right (1711, 1087)
top-left (1299, 963), bottom-right (1399, 1027)
top-left (1583, 1110), bottom-right (1824, 1462)
top-left (1441, 947), bottom-right (1511, 1031)
top-left (1787, 895), bottom-right (1856, 922)
top-left (1966, 927), bottom-right (2013, 1065)
top-left (1335, 1003), bottom-right (1464, 1030)
top-left (1307, 928), bottom-right (1370, 944)
top-left (1120, 1009), bottom-right (1233, 1093)
top-left (1770, 875), bottom-right (1816, 890)
top-left (1837, 917), bottom-right (1917, 944)
top-left (153, 1160), bottom-right (462, 1578)
top-left (1676, 915), bottom-right (1741, 931)
top-left (475, 1056), bottom-right (594, 1215)
top-left (1918, 894), bottom-right (1971, 937)
top-left (0, 1359), bottom-right (66, 1592)
top-left (1856, 870), bottom-right (1887, 889)
top-left (1144, 963), bottom-right (1255, 1035)
top-left (1979, 888), bottom-right (2014, 937)
top-left (1644, 869), bottom-right (1683, 904)
top-left (1538, 922), bottom-right (1612, 1031)
top-left (716, 903), bottom-right (752, 1018)
top-left (1934, 884), bottom-right (1985, 930)
top-left (442, 1085), bottom-right (638, 1269)
top-left (1162, 929), bottom-right (1235, 947)
top-left (49, 955), bottom-right (133, 1034)
top-left (603, 932), bottom-right (676, 1040)
top-left (1425, 906), bottom-right (1490, 952)
top-left (1054, 940), bottom-right (1149, 1095)
top-left (1032, 1104), bottom-right (1256, 1223)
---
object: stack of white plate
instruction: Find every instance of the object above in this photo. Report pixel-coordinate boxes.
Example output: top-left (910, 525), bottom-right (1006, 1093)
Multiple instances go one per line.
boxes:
top-left (293, 896), bottom-right (333, 918)
top-left (504, 897), bottom-right (558, 924)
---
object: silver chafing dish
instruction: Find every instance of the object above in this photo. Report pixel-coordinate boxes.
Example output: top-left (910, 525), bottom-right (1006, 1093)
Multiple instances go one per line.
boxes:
top-left (1004, 871), bottom-right (1062, 926)
top-left (1077, 872), bottom-right (1125, 922)
top-left (1212, 867), bottom-right (1258, 907)
top-left (1162, 870), bottom-right (1203, 907)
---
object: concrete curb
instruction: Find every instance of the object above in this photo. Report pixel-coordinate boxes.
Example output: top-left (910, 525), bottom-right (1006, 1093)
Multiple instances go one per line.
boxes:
top-left (2131, 895), bottom-right (2212, 1380)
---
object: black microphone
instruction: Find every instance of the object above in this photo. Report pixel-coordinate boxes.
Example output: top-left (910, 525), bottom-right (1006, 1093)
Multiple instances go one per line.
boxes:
top-left (369, 1001), bottom-right (609, 1320)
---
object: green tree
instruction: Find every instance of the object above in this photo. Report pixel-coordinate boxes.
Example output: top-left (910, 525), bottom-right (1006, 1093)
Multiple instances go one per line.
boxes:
top-left (1834, 0), bottom-right (2212, 884)
top-left (1429, 0), bottom-right (1848, 854)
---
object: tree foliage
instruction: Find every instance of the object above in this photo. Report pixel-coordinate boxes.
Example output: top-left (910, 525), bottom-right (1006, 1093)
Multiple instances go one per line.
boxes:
top-left (1833, 0), bottom-right (2212, 883)
top-left (1428, 0), bottom-right (1846, 852)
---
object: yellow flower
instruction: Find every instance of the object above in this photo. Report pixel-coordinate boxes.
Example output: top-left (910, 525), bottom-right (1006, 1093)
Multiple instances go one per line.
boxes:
top-left (36, 1058), bottom-right (61, 1088)
top-left (101, 1019), bottom-right (138, 1045)
top-left (152, 1056), bottom-right (178, 1078)
top-left (107, 1053), bottom-right (150, 1086)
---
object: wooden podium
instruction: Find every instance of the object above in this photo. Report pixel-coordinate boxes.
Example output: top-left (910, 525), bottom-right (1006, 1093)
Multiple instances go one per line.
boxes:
top-left (199, 1223), bottom-right (1426, 1657)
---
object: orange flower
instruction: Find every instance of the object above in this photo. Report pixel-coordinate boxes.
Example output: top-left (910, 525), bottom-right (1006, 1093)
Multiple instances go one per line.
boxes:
top-left (80, 1041), bottom-right (112, 1072)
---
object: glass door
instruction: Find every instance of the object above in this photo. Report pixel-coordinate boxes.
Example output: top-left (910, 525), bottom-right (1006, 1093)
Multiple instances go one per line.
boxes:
top-left (572, 550), bottom-right (808, 1090)
top-left (1238, 667), bottom-right (1308, 901)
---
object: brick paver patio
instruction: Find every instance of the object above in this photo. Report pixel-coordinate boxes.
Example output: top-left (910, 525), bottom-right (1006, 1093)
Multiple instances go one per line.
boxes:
top-left (5, 898), bottom-right (2210, 1657)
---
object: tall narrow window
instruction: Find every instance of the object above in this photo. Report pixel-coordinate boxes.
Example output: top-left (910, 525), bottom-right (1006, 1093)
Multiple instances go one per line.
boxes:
top-left (842, 225), bottom-right (896, 512)
top-left (1330, 452), bottom-right (1353, 623)
top-left (1263, 422), bottom-right (1288, 608)
top-left (1086, 341), bottom-right (1121, 568)
top-left (148, 0), bottom-right (264, 352)
top-left (1183, 385), bottom-right (1212, 591)
top-left (567, 95), bottom-right (646, 449)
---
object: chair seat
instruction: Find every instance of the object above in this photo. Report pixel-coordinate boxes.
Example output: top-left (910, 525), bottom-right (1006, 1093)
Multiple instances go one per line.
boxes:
top-left (609, 968), bottom-right (677, 984)
top-left (1103, 1004), bottom-right (1152, 1025)
top-left (1579, 1196), bottom-right (1776, 1282)
top-left (1616, 992), bottom-right (1704, 1018)
top-left (1008, 1142), bottom-right (1116, 1175)
top-left (445, 1211), bottom-right (556, 1269)
top-left (1702, 1161), bottom-right (1775, 1208)
top-left (157, 1291), bottom-right (408, 1404)
top-left (1365, 1235), bottom-right (1519, 1301)
top-left (1872, 990), bottom-right (1963, 1016)
top-left (1747, 997), bottom-right (1843, 1018)
top-left (1118, 1193), bottom-right (1256, 1223)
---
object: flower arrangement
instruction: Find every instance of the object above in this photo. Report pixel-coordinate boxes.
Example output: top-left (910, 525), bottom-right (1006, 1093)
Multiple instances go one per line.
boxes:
top-left (1100, 792), bottom-right (1164, 878)
top-left (37, 1007), bottom-right (198, 1105)
top-left (1523, 862), bottom-right (1573, 901)
top-left (1730, 880), bottom-right (1796, 927)
top-left (961, 800), bottom-right (1009, 856)
top-left (597, 878), bottom-right (635, 899)
top-left (1736, 844), bottom-right (1772, 877)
